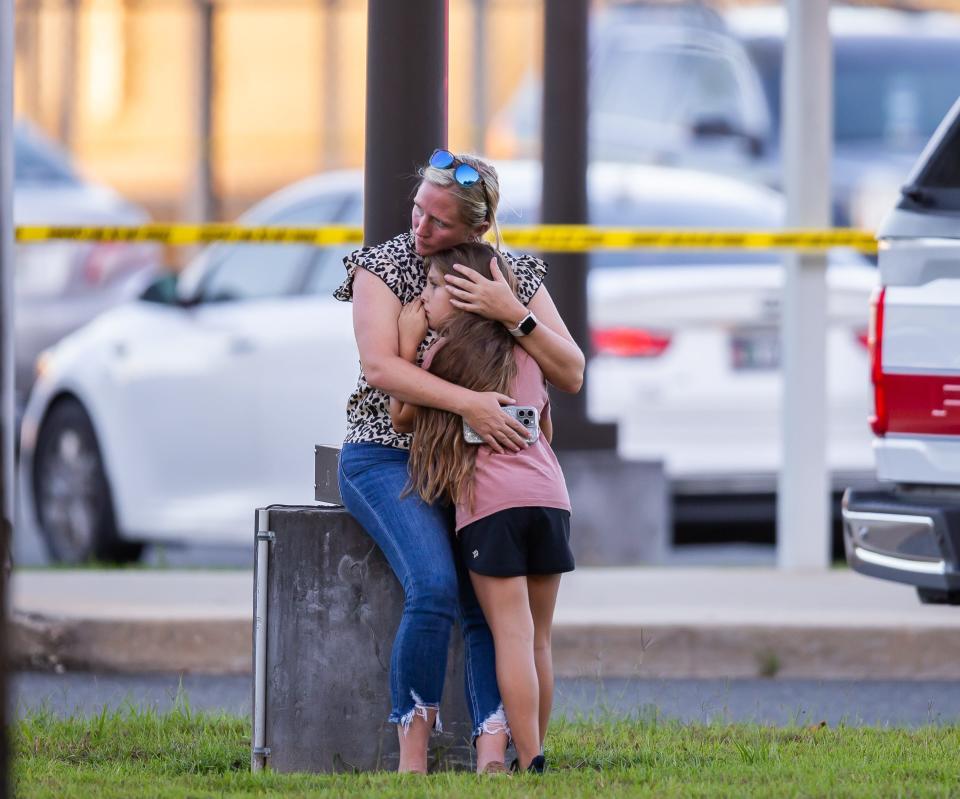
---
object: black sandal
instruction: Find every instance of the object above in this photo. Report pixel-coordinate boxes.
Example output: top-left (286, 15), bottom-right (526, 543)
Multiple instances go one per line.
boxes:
top-left (510, 754), bottom-right (546, 774)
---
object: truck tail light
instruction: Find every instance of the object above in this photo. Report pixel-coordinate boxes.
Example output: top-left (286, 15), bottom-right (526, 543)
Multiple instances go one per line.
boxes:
top-left (868, 286), bottom-right (887, 436)
top-left (591, 327), bottom-right (672, 358)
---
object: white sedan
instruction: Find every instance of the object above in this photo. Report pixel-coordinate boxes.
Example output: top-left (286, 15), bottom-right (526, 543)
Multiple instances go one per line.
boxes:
top-left (18, 161), bottom-right (876, 562)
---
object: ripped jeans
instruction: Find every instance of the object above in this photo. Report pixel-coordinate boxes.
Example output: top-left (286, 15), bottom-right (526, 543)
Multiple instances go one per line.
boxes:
top-left (338, 442), bottom-right (508, 741)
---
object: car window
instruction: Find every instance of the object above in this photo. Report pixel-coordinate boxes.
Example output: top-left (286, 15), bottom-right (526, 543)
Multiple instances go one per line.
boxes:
top-left (300, 191), bottom-right (363, 296)
top-left (901, 99), bottom-right (960, 212)
top-left (744, 38), bottom-right (960, 149)
top-left (834, 46), bottom-right (960, 148)
top-left (14, 126), bottom-right (79, 185)
top-left (197, 198), bottom-right (348, 303)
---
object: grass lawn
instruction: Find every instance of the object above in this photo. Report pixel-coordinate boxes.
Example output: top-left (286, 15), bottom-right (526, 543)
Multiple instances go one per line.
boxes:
top-left (14, 701), bottom-right (960, 798)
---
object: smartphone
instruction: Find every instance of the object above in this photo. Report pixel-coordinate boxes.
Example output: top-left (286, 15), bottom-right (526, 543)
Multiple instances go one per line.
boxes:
top-left (463, 405), bottom-right (540, 445)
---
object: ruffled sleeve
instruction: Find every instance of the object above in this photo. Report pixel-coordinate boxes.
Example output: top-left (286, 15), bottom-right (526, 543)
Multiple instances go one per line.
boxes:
top-left (504, 252), bottom-right (549, 305)
top-left (333, 233), bottom-right (417, 303)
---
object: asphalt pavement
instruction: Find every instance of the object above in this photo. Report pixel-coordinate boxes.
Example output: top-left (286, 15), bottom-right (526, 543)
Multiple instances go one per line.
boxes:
top-left (13, 672), bottom-right (960, 727)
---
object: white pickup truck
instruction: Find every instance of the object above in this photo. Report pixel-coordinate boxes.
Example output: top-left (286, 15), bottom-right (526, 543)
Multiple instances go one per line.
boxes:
top-left (843, 96), bottom-right (960, 605)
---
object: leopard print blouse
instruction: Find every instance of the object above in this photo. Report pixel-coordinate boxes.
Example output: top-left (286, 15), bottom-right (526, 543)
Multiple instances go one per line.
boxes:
top-left (334, 231), bottom-right (548, 450)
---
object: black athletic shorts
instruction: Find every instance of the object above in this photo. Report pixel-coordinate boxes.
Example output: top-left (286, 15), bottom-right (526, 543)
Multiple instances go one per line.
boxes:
top-left (457, 506), bottom-right (575, 577)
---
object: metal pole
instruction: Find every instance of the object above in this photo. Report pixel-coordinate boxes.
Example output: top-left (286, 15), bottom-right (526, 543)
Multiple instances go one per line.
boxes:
top-left (251, 509), bottom-right (272, 772)
top-left (364, 0), bottom-right (447, 246)
top-left (321, 0), bottom-right (340, 170)
top-left (187, 0), bottom-right (216, 222)
top-left (1, 0), bottom-right (15, 792)
top-left (777, 0), bottom-right (832, 570)
top-left (541, 0), bottom-right (614, 451)
top-left (471, 0), bottom-right (487, 154)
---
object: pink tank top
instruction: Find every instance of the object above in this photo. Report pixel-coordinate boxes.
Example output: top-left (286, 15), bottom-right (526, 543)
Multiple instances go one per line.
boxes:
top-left (421, 341), bottom-right (571, 531)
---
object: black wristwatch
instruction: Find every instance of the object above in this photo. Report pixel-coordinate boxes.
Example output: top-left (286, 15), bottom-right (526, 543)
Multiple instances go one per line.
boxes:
top-left (507, 311), bottom-right (538, 338)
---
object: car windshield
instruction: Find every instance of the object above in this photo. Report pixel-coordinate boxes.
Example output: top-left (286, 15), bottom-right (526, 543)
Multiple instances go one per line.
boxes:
top-left (594, 44), bottom-right (750, 134)
top-left (745, 38), bottom-right (960, 148)
top-left (14, 126), bottom-right (79, 184)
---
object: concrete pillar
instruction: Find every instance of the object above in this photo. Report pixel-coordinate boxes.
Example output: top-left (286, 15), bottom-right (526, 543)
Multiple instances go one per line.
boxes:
top-left (777, 0), bottom-right (832, 570)
top-left (252, 505), bottom-right (474, 773)
top-left (557, 452), bottom-right (670, 565)
top-left (541, 0), bottom-right (615, 451)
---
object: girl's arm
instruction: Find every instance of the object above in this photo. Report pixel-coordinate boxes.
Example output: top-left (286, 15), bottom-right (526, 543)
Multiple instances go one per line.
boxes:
top-left (444, 260), bottom-right (584, 393)
top-left (389, 397), bottom-right (416, 434)
top-left (352, 269), bottom-right (531, 454)
top-left (389, 299), bottom-right (427, 434)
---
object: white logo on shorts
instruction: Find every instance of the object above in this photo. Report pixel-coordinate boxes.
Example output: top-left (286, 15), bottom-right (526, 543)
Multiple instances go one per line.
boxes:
top-left (472, 549), bottom-right (479, 559)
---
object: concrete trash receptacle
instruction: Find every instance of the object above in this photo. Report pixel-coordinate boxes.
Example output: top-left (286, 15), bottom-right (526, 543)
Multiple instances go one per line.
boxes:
top-left (252, 504), bottom-right (475, 773)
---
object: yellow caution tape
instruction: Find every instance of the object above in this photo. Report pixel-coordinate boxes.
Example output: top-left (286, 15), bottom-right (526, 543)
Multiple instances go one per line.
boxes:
top-left (14, 224), bottom-right (878, 253)
top-left (14, 224), bottom-right (365, 246)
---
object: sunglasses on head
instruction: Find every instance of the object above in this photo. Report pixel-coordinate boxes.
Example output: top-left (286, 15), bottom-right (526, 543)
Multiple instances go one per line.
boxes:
top-left (429, 149), bottom-right (483, 188)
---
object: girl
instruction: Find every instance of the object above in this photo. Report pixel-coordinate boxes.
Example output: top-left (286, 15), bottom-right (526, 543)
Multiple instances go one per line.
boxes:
top-left (390, 241), bottom-right (575, 774)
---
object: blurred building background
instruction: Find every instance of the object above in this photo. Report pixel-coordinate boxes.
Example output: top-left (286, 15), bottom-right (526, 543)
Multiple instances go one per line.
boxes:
top-left (13, 0), bottom-right (956, 226)
top-left (13, 0), bottom-right (547, 221)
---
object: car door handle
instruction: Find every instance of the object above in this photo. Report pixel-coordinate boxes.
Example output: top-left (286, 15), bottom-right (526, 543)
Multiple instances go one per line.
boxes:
top-left (228, 337), bottom-right (256, 355)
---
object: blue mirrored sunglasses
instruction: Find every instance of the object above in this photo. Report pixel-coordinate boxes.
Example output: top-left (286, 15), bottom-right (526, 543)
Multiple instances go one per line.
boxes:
top-left (429, 149), bottom-right (482, 187)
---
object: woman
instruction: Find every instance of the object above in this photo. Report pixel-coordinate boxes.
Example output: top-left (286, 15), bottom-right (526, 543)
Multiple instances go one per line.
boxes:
top-left (334, 149), bottom-right (583, 774)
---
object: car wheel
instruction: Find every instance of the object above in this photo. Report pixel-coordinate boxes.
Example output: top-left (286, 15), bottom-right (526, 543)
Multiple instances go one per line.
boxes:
top-left (32, 398), bottom-right (143, 565)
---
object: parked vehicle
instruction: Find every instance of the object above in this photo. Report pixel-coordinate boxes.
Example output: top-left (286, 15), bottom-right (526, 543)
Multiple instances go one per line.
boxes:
top-left (14, 122), bottom-right (162, 416)
top-left (485, 7), bottom-right (771, 176)
top-left (20, 160), bottom-right (876, 563)
top-left (843, 96), bottom-right (960, 605)
top-left (726, 6), bottom-right (960, 230)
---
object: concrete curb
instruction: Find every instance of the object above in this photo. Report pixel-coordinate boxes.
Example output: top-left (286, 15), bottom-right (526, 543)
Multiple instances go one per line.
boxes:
top-left (11, 612), bottom-right (251, 675)
top-left (13, 611), bottom-right (960, 680)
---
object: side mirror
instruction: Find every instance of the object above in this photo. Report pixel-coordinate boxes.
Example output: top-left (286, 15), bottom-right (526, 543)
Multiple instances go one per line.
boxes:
top-left (691, 117), bottom-right (767, 158)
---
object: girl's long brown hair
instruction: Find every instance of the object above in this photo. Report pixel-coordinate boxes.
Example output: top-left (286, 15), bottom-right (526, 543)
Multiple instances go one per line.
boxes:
top-left (407, 242), bottom-right (519, 511)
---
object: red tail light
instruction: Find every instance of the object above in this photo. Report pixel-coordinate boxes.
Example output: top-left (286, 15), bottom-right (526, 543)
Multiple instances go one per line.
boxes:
top-left (854, 328), bottom-right (869, 349)
top-left (591, 327), bottom-right (672, 358)
top-left (868, 287), bottom-right (887, 436)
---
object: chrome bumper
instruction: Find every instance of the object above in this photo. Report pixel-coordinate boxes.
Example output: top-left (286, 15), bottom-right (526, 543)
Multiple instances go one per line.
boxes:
top-left (842, 489), bottom-right (960, 591)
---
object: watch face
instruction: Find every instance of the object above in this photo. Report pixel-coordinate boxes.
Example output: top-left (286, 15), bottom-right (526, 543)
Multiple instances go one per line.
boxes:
top-left (519, 314), bottom-right (537, 335)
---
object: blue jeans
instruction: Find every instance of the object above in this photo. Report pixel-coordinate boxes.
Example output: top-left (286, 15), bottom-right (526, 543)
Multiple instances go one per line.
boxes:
top-left (338, 442), bottom-right (506, 740)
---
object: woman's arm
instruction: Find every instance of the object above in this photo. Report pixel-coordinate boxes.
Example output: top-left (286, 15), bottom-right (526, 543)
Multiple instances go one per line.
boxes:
top-left (519, 286), bottom-right (585, 394)
top-left (444, 260), bottom-right (584, 393)
top-left (352, 268), bottom-right (531, 453)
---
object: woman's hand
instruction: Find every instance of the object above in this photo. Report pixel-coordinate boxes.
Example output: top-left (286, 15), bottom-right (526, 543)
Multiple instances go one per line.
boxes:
top-left (444, 257), bottom-right (528, 327)
top-left (398, 298), bottom-right (428, 360)
top-left (461, 391), bottom-right (532, 454)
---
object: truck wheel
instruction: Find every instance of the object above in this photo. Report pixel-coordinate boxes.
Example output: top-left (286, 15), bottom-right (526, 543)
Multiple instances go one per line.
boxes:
top-left (32, 399), bottom-right (144, 565)
top-left (917, 588), bottom-right (960, 606)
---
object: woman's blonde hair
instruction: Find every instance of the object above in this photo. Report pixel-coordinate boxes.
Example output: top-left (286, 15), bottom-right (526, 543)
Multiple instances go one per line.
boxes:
top-left (419, 152), bottom-right (503, 249)
top-left (406, 241), bottom-right (518, 511)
